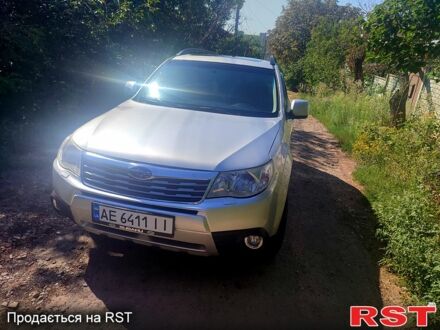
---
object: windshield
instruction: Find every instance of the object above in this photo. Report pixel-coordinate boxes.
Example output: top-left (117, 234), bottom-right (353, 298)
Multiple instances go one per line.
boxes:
top-left (133, 60), bottom-right (278, 117)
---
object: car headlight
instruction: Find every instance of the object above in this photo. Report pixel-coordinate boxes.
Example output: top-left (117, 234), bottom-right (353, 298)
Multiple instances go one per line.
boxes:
top-left (207, 161), bottom-right (274, 198)
top-left (57, 136), bottom-right (82, 176)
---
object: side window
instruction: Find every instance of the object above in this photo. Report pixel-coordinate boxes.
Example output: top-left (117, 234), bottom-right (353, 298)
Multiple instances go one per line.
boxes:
top-left (280, 74), bottom-right (289, 113)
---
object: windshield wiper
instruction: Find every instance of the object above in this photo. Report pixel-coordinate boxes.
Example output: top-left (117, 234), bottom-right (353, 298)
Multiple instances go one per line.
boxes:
top-left (135, 96), bottom-right (163, 105)
top-left (136, 97), bottom-right (189, 109)
top-left (134, 98), bottom-right (270, 117)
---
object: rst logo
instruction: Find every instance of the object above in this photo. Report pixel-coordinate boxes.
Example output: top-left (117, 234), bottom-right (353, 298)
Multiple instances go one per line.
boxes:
top-left (350, 305), bottom-right (437, 327)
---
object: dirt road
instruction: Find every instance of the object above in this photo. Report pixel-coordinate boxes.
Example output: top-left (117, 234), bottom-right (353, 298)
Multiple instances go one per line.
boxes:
top-left (0, 116), bottom-right (406, 329)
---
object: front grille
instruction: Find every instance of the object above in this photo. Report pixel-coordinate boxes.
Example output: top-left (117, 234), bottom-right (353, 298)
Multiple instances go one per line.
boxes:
top-left (82, 152), bottom-right (212, 203)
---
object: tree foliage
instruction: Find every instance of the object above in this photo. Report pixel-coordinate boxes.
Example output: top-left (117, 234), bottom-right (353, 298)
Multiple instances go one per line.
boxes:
top-left (267, 0), bottom-right (360, 88)
top-left (0, 0), bottom-right (241, 102)
top-left (216, 33), bottom-right (262, 58)
top-left (302, 19), bottom-right (346, 89)
top-left (364, 0), bottom-right (440, 74)
top-left (302, 17), bottom-right (367, 90)
top-left (339, 18), bottom-right (367, 82)
top-left (364, 0), bottom-right (440, 123)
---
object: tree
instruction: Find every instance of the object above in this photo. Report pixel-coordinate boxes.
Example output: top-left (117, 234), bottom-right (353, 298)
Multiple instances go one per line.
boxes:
top-left (216, 33), bottom-right (262, 58)
top-left (303, 19), bottom-right (346, 89)
top-left (0, 0), bottom-right (240, 107)
top-left (302, 17), bottom-right (367, 90)
top-left (267, 0), bottom-right (360, 88)
top-left (364, 0), bottom-right (440, 123)
top-left (339, 18), bottom-right (367, 83)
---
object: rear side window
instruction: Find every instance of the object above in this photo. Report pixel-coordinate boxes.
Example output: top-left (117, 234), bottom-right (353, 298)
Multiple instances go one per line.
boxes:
top-left (134, 60), bottom-right (278, 117)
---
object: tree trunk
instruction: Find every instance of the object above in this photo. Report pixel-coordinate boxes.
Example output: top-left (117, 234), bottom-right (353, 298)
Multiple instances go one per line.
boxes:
top-left (354, 57), bottom-right (364, 83)
top-left (389, 73), bottom-right (409, 126)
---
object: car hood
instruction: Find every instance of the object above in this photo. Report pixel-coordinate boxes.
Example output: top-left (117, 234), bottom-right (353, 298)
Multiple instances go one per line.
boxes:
top-left (72, 100), bottom-right (281, 171)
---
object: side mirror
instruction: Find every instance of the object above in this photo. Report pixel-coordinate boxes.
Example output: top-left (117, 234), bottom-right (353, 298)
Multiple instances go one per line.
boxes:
top-left (288, 99), bottom-right (309, 119)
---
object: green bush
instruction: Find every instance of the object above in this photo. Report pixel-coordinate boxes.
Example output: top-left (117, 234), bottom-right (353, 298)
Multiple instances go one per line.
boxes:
top-left (353, 117), bottom-right (440, 303)
top-left (310, 91), bottom-right (440, 311)
top-left (0, 1), bottom-right (259, 157)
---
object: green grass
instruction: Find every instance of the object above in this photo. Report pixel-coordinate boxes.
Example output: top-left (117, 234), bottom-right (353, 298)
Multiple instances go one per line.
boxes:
top-left (307, 91), bottom-right (440, 320)
top-left (306, 91), bottom-right (389, 152)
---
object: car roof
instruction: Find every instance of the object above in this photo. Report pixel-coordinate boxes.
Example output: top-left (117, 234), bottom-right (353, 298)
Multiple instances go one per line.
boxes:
top-left (173, 54), bottom-right (275, 70)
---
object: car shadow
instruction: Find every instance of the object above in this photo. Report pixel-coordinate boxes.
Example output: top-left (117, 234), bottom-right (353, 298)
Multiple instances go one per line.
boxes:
top-left (84, 160), bottom-right (383, 329)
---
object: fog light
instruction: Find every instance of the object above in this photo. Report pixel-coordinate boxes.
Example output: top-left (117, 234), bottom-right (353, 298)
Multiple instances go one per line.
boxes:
top-left (244, 235), bottom-right (264, 250)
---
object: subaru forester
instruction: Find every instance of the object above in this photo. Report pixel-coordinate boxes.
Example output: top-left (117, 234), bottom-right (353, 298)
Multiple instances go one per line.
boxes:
top-left (51, 49), bottom-right (308, 257)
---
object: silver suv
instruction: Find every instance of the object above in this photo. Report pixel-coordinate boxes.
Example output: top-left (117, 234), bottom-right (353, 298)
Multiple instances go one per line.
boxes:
top-left (51, 49), bottom-right (308, 257)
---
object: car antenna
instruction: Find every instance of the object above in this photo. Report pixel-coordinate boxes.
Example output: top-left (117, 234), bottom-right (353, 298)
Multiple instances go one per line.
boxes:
top-left (269, 55), bottom-right (276, 66)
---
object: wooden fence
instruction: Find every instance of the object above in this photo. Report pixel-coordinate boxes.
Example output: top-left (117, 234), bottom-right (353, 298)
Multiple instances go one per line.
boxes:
top-left (373, 74), bottom-right (440, 117)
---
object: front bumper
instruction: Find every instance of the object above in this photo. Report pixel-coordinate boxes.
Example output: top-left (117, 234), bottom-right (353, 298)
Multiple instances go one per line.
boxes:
top-left (52, 160), bottom-right (287, 256)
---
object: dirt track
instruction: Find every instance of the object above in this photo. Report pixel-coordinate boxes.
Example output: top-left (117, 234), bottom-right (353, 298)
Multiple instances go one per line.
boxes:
top-left (0, 115), bottom-right (407, 329)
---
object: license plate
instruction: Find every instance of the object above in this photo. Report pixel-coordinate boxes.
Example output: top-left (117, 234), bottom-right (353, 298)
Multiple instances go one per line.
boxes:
top-left (91, 203), bottom-right (174, 236)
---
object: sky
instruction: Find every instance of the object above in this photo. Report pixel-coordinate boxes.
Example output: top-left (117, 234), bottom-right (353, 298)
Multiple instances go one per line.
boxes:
top-left (238, 0), bottom-right (384, 35)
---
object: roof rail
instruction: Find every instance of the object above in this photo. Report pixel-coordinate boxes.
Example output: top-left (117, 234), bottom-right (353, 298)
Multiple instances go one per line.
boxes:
top-left (269, 55), bottom-right (277, 66)
top-left (176, 48), bottom-right (218, 56)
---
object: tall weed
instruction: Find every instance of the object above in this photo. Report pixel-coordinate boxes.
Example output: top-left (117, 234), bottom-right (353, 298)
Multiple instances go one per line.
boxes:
top-left (307, 91), bottom-right (389, 152)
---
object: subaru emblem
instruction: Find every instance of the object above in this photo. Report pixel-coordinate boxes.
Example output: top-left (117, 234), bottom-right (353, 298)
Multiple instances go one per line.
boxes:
top-left (128, 166), bottom-right (153, 181)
